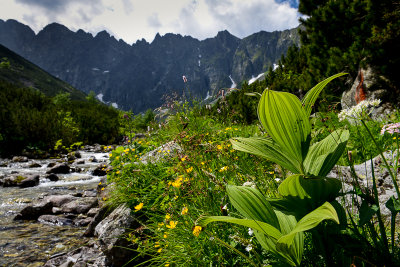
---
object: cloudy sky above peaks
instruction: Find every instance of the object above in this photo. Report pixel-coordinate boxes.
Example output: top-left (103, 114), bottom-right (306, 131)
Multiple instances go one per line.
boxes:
top-left (0, 0), bottom-right (301, 44)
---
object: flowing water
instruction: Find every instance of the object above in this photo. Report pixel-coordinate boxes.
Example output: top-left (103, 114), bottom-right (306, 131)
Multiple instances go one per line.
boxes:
top-left (0, 150), bottom-right (109, 267)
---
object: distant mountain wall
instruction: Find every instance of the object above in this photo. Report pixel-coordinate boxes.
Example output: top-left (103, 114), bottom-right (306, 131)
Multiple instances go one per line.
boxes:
top-left (0, 19), bottom-right (300, 112)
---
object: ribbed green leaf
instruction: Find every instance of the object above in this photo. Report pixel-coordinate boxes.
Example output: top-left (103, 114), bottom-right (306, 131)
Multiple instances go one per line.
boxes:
top-left (278, 174), bottom-right (342, 211)
top-left (275, 211), bottom-right (304, 266)
top-left (276, 202), bottom-right (339, 253)
top-left (302, 73), bottom-right (348, 117)
top-left (303, 129), bottom-right (349, 176)
top-left (230, 137), bottom-right (301, 173)
top-left (196, 216), bottom-right (281, 241)
top-left (258, 89), bottom-right (311, 172)
top-left (226, 185), bottom-right (280, 229)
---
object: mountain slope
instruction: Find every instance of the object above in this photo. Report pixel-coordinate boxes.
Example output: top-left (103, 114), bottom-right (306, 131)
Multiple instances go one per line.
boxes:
top-left (0, 19), bottom-right (300, 112)
top-left (0, 44), bottom-right (86, 100)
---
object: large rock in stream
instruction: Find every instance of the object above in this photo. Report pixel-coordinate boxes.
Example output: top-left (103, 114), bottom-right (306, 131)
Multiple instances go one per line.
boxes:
top-left (46, 163), bottom-right (70, 174)
top-left (14, 202), bottom-right (53, 220)
top-left (1, 174), bottom-right (39, 188)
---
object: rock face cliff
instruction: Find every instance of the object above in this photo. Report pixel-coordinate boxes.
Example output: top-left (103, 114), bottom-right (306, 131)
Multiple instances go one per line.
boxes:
top-left (0, 19), bottom-right (300, 112)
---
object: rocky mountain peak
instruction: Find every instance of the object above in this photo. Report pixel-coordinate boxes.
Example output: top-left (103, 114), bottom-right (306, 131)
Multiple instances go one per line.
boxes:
top-left (0, 20), bottom-right (300, 113)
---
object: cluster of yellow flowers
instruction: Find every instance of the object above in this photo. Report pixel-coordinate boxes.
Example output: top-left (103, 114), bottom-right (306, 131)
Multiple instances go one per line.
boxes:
top-left (168, 175), bottom-right (189, 188)
top-left (185, 166), bottom-right (193, 173)
top-left (193, 226), bottom-right (202, 237)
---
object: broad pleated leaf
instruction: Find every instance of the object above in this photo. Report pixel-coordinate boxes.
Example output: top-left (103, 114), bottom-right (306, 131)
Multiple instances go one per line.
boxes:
top-left (258, 89), bottom-right (311, 171)
top-left (226, 185), bottom-right (280, 229)
top-left (274, 210), bottom-right (304, 266)
top-left (302, 73), bottom-right (347, 117)
top-left (303, 129), bottom-right (349, 176)
top-left (276, 202), bottom-right (339, 253)
top-left (278, 174), bottom-right (342, 211)
top-left (196, 216), bottom-right (281, 241)
top-left (230, 137), bottom-right (301, 173)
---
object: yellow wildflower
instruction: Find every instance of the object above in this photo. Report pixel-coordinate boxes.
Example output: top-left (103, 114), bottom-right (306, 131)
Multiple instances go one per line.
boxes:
top-left (165, 263), bottom-right (170, 267)
top-left (217, 144), bottom-right (223, 150)
top-left (116, 171), bottom-right (120, 174)
top-left (171, 177), bottom-right (182, 188)
top-left (101, 187), bottom-right (105, 191)
top-left (165, 213), bottom-right (171, 220)
top-left (186, 166), bottom-right (193, 173)
top-left (157, 248), bottom-right (162, 253)
top-left (163, 233), bottom-right (168, 238)
top-left (193, 226), bottom-right (202, 237)
top-left (166, 221), bottom-right (178, 229)
top-left (154, 242), bottom-right (160, 248)
top-left (219, 166), bottom-right (228, 172)
top-left (134, 202), bottom-right (144, 212)
top-left (181, 206), bottom-right (188, 215)
top-left (181, 156), bottom-right (187, 162)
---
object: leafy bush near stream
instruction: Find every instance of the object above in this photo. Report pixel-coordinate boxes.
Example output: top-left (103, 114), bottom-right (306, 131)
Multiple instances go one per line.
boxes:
top-left (0, 81), bottom-right (120, 156)
top-left (107, 75), bottom-right (400, 266)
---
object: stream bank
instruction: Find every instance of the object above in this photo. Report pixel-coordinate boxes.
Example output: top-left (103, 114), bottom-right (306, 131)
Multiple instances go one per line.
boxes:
top-left (0, 146), bottom-right (111, 266)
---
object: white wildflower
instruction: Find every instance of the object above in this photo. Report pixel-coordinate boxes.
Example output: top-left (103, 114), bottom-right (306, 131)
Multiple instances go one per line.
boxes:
top-left (245, 245), bottom-right (253, 252)
top-left (248, 228), bottom-right (254, 236)
top-left (242, 181), bottom-right (256, 188)
top-left (338, 99), bottom-right (381, 122)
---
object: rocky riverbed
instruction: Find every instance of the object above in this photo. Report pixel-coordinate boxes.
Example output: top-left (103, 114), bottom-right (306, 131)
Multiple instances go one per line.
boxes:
top-left (0, 146), bottom-right (111, 267)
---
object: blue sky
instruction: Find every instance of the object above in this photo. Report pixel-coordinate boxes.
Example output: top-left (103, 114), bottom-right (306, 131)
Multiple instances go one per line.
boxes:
top-left (0, 0), bottom-right (301, 44)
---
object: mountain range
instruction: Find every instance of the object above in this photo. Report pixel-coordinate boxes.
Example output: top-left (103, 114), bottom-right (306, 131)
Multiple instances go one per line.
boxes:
top-left (0, 19), bottom-right (300, 113)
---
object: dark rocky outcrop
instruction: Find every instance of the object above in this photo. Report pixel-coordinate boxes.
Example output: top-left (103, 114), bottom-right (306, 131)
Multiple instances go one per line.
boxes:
top-left (341, 64), bottom-right (398, 114)
top-left (94, 204), bottom-right (140, 266)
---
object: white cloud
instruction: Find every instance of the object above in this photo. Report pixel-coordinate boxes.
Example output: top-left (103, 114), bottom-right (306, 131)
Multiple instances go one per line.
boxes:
top-left (0, 0), bottom-right (300, 44)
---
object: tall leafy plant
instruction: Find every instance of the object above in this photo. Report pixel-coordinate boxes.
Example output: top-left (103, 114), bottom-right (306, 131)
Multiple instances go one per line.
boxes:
top-left (197, 73), bottom-right (349, 266)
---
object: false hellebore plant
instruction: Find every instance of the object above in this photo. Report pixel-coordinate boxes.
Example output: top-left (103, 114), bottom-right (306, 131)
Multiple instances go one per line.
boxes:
top-left (197, 73), bottom-right (349, 266)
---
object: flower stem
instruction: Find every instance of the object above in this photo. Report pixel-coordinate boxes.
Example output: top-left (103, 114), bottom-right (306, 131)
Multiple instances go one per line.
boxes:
top-left (360, 119), bottom-right (400, 198)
